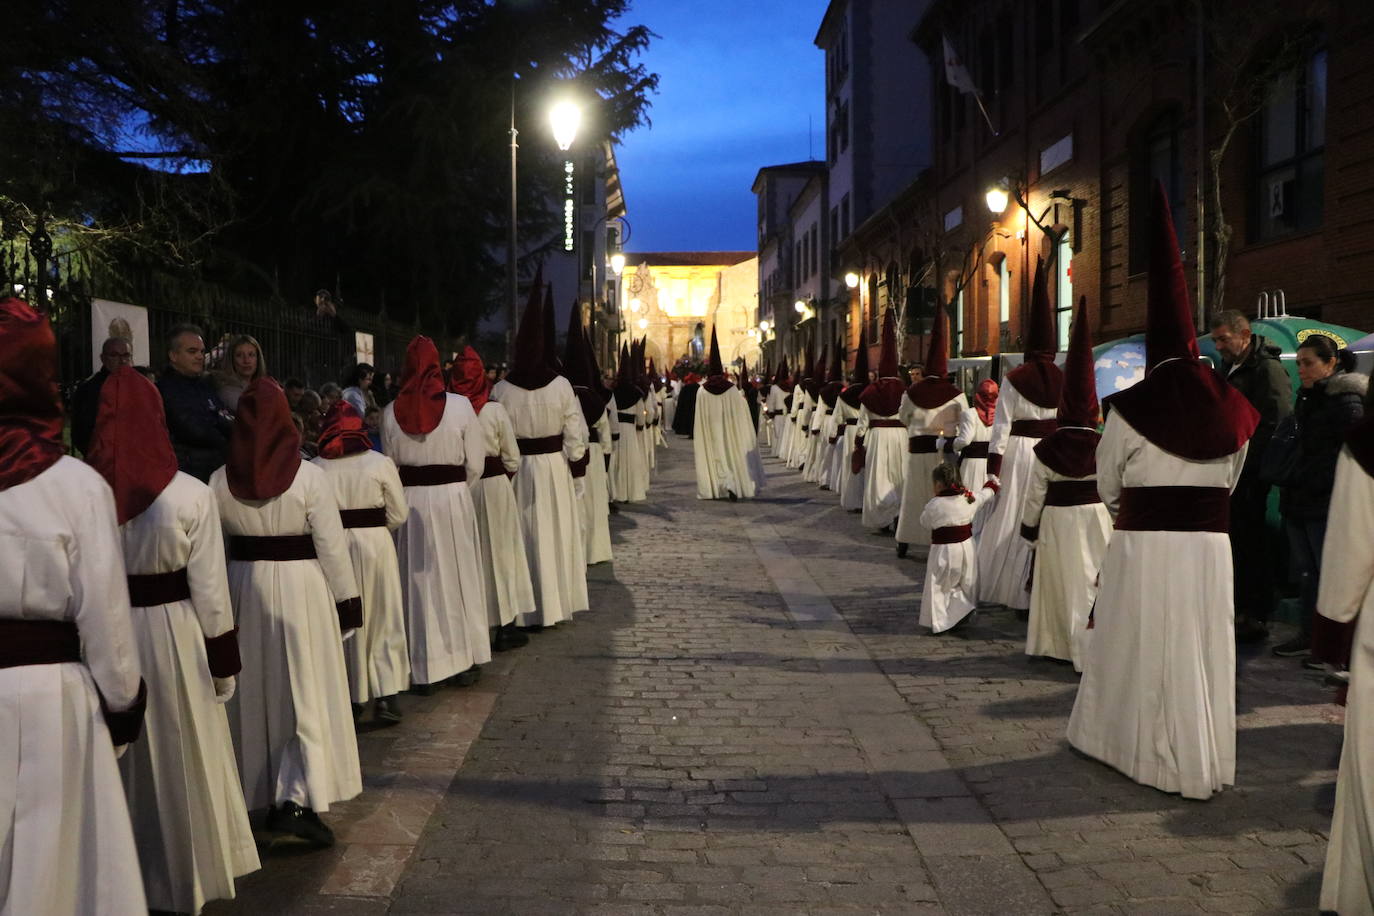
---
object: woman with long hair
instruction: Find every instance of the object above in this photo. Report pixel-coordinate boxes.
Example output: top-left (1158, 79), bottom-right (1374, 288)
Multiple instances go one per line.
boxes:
top-left (214, 334), bottom-right (266, 412)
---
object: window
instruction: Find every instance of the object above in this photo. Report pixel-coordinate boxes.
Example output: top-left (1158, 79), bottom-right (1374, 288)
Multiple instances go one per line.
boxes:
top-left (840, 194), bottom-right (851, 238)
top-left (868, 275), bottom-right (879, 341)
top-left (839, 101), bottom-right (850, 153)
top-left (810, 225), bottom-right (819, 278)
top-left (998, 256), bottom-right (1010, 324)
top-left (1131, 109), bottom-right (1186, 273)
top-left (1055, 232), bottom-right (1072, 350)
top-left (1040, 133), bottom-right (1073, 175)
top-left (954, 289), bottom-right (965, 355)
top-left (795, 241), bottom-right (802, 285)
top-left (1254, 47), bottom-right (1326, 240)
top-left (831, 207), bottom-right (840, 249)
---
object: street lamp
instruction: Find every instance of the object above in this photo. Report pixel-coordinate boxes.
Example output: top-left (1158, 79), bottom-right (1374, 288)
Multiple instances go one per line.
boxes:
top-left (844, 271), bottom-right (860, 289)
top-left (549, 100), bottom-right (582, 151)
top-left (637, 317), bottom-right (649, 330)
top-left (629, 298), bottom-right (641, 313)
top-left (609, 252), bottom-right (626, 276)
top-left (794, 299), bottom-right (807, 313)
top-left (759, 320), bottom-right (770, 333)
top-left (986, 179), bottom-right (1010, 216)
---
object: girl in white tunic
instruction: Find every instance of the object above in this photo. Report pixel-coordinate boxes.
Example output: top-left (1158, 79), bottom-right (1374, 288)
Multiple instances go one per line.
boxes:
top-left (977, 258), bottom-right (1063, 609)
top-left (919, 464), bottom-right (1000, 633)
top-left (312, 400), bottom-right (410, 721)
top-left (1019, 299), bottom-right (1110, 671)
top-left (953, 379), bottom-right (998, 492)
top-left (212, 378), bottom-right (364, 844)
top-left (1318, 423), bottom-right (1374, 915)
top-left (382, 337), bottom-right (490, 687)
top-left (88, 367), bottom-right (258, 913)
top-left (492, 290), bottom-right (590, 627)
top-left (0, 298), bottom-right (147, 916)
top-left (1067, 189), bottom-right (1258, 800)
top-left (896, 311), bottom-right (966, 556)
top-left (854, 310), bottom-right (909, 531)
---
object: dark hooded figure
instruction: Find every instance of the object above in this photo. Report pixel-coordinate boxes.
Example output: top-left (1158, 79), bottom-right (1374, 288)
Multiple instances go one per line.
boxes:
top-left (563, 302), bottom-right (614, 564)
top-left (671, 368), bottom-right (701, 439)
top-left (692, 327), bottom-right (764, 502)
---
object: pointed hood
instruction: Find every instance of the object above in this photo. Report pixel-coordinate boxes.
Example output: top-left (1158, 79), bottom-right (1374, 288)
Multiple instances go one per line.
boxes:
top-left (614, 341), bottom-right (642, 409)
top-left (86, 366), bottom-right (178, 523)
top-left (1034, 296), bottom-right (1101, 477)
top-left (506, 266), bottom-right (557, 389)
top-left (1004, 257), bottom-right (1064, 408)
top-left (394, 335), bottom-right (447, 434)
top-left (1104, 183), bottom-right (1258, 460)
top-left (562, 302), bottom-right (592, 387)
top-left (819, 340), bottom-right (844, 408)
top-left (907, 302), bottom-right (962, 409)
top-left (0, 297), bottom-right (64, 491)
top-left (318, 399), bottom-right (374, 458)
top-left (973, 379), bottom-right (999, 426)
top-left (877, 308), bottom-right (899, 379)
top-left (226, 377), bottom-right (301, 501)
top-left (584, 327), bottom-right (612, 406)
top-left (702, 325), bottom-right (734, 394)
top-left (739, 356), bottom-right (755, 392)
top-left (1145, 181), bottom-right (1201, 371)
top-left (851, 326), bottom-right (870, 383)
top-left (828, 339), bottom-right (844, 383)
top-left (772, 356), bottom-right (793, 393)
top-left (447, 345), bottom-right (492, 414)
top-left (542, 282), bottom-right (562, 373)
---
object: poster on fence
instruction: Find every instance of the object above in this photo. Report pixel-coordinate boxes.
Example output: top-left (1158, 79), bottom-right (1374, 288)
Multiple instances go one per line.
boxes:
top-left (355, 331), bottom-right (374, 366)
top-left (91, 298), bottom-right (150, 372)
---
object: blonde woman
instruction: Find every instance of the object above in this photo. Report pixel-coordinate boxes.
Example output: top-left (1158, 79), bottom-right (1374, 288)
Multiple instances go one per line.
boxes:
top-left (215, 334), bottom-right (267, 411)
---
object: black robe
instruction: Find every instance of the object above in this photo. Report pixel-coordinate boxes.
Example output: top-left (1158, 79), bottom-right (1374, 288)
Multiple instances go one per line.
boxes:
top-left (672, 382), bottom-right (700, 438)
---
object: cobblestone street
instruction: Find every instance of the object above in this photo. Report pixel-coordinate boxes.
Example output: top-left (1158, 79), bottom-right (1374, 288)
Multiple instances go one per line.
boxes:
top-left (212, 441), bottom-right (1345, 915)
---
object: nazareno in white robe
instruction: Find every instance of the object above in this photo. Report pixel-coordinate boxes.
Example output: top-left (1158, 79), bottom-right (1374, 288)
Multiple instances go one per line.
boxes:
top-left (381, 393), bottom-right (491, 684)
top-left (976, 381), bottom-right (1057, 608)
top-left (827, 397), bottom-right (857, 493)
top-left (0, 457), bottom-right (146, 916)
top-left (211, 460), bottom-right (363, 813)
top-left (766, 386), bottom-right (790, 459)
top-left (803, 401), bottom-right (828, 484)
top-left (1318, 447), bottom-right (1374, 915)
top-left (857, 405), bottom-right (907, 530)
top-left (919, 486), bottom-right (998, 633)
top-left (470, 400), bottom-right (536, 627)
top-left (953, 406), bottom-right (993, 492)
top-left (640, 395), bottom-right (656, 474)
top-left (1066, 412), bottom-right (1246, 800)
top-left (582, 405), bottom-right (614, 565)
top-left (1019, 459), bottom-right (1110, 670)
top-left (787, 392), bottom-right (813, 469)
top-left (491, 375), bottom-right (590, 626)
top-left (608, 396), bottom-right (648, 503)
top-left (895, 393), bottom-right (967, 548)
top-left (839, 396), bottom-right (867, 512)
top-left (311, 449), bottom-right (411, 702)
top-left (117, 471), bottom-right (259, 914)
top-left (693, 383), bottom-right (766, 500)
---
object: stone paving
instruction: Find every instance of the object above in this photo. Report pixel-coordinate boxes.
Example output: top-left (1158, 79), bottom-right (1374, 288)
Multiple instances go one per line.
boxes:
top-left (213, 439), bottom-right (1344, 915)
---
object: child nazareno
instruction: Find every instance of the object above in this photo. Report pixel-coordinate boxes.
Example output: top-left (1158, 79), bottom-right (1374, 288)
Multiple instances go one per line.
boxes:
top-left (919, 463), bottom-right (999, 634)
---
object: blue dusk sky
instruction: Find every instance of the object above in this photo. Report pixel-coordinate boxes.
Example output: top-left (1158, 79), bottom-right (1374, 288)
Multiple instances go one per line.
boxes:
top-left (614, 0), bottom-right (829, 253)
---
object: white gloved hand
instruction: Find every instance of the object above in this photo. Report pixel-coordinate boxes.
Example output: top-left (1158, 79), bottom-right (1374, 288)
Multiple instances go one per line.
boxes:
top-left (114, 744), bottom-right (129, 760)
top-left (573, 478), bottom-right (587, 500)
top-left (213, 676), bottom-right (237, 703)
top-left (342, 628), bottom-right (358, 642)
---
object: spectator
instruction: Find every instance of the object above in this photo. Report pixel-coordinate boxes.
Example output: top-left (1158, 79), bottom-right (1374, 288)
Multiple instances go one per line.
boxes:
top-left (284, 377), bottom-right (307, 411)
top-left (70, 336), bottom-right (133, 455)
top-left (363, 405), bottom-right (384, 450)
top-left (372, 372), bottom-right (395, 408)
top-left (1210, 310), bottom-right (1293, 643)
top-left (341, 363), bottom-right (375, 416)
top-left (157, 324), bottom-right (232, 483)
top-left (319, 382), bottom-right (343, 412)
top-left (1273, 335), bottom-right (1367, 659)
top-left (214, 333), bottom-right (267, 412)
top-left (296, 389), bottom-right (324, 450)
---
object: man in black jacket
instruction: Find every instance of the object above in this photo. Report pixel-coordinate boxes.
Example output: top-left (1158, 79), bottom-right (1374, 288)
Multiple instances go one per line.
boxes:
top-left (1210, 310), bottom-right (1293, 643)
top-left (156, 324), bottom-right (232, 482)
top-left (70, 336), bottom-right (133, 455)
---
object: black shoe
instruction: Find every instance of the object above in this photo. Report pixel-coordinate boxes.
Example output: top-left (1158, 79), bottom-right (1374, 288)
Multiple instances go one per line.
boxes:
top-left (409, 682), bottom-right (436, 697)
top-left (518, 624), bottom-right (545, 633)
top-left (1234, 618), bottom-right (1269, 645)
top-left (727, 490), bottom-right (738, 503)
top-left (374, 696), bottom-right (402, 725)
top-left (1273, 637), bottom-right (1312, 658)
top-left (608, 502), bottom-right (620, 514)
top-left (352, 702), bottom-right (365, 723)
top-left (268, 801), bottom-right (335, 848)
top-left (896, 542), bottom-right (909, 559)
top-left (1015, 608), bottom-right (1030, 622)
top-left (495, 623), bottom-right (529, 651)
top-left (453, 665), bottom-right (482, 688)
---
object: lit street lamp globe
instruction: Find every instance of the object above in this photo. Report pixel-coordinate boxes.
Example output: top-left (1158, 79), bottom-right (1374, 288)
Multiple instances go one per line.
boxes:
top-left (549, 100), bottom-right (582, 151)
top-left (609, 252), bottom-right (626, 276)
top-left (637, 317), bottom-right (649, 330)
top-left (844, 272), bottom-right (860, 289)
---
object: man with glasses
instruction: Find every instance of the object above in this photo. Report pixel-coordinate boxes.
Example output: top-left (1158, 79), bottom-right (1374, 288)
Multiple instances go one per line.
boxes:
top-left (70, 336), bottom-right (133, 455)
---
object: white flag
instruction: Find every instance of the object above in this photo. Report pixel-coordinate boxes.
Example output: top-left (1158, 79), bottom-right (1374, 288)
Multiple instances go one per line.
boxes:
top-left (943, 35), bottom-right (979, 95)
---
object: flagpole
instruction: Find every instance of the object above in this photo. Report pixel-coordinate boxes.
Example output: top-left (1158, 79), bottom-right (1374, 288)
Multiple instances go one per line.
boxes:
top-left (971, 92), bottom-right (998, 137)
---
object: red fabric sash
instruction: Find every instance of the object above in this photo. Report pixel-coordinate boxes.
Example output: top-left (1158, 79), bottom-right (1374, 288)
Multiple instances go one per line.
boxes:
top-left (398, 463), bottom-right (467, 486)
top-left (1104, 359), bottom-right (1258, 461)
top-left (339, 507), bottom-right (387, 528)
top-left (0, 619), bottom-right (81, 667)
top-left (1005, 360), bottom-right (1064, 409)
top-left (1034, 428), bottom-right (1100, 478)
top-left (0, 298), bottom-right (64, 491)
top-left (227, 378), bottom-right (301, 500)
top-left (126, 568), bottom-right (191, 606)
top-left (447, 346), bottom-right (491, 414)
top-left (394, 337), bottom-right (447, 434)
top-left (960, 442), bottom-right (989, 460)
top-left (481, 455), bottom-right (507, 479)
top-left (869, 418), bottom-right (906, 429)
top-left (1011, 418), bottom-right (1058, 439)
top-left (517, 434), bottom-right (563, 455)
top-left (973, 380), bottom-right (999, 426)
top-left (317, 400), bottom-right (373, 459)
top-left (87, 367), bottom-right (179, 524)
top-left (229, 534), bottom-right (317, 561)
top-left (1115, 486), bottom-right (1230, 532)
top-left (908, 435), bottom-right (939, 454)
top-left (1044, 479), bottom-right (1101, 507)
top-left (932, 524), bottom-right (973, 544)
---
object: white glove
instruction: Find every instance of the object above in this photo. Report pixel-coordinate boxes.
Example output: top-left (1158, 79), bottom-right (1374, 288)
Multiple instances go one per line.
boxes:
top-left (213, 676), bottom-right (237, 703)
top-left (573, 478), bottom-right (587, 500)
top-left (114, 744), bottom-right (129, 760)
top-left (342, 628), bottom-right (358, 642)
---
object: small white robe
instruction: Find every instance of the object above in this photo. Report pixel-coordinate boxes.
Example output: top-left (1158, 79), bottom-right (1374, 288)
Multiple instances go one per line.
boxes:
top-left (608, 397), bottom-right (648, 503)
top-left (1066, 413), bottom-right (1246, 800)
top-left (382, 394), bottom-right (491, 684)
top-left (693, 384), bottom-right (766, 500)
top-left (1319, 448), bottom-right (1374, 915)
top-left (919, 486), bottom-right (999, 633)
top-left (1020, 460), bottom-right (1111, 670)
top-left (212, 461), bottom-right (363, 813)
top-left (895, 393), bottom-right (967, 548)
top-left (976, 382), bottom-right (1057, 608)
top-left (118, 472), bottom-right (258, 914)
top-left (469, 402), bottom-right (536, 628)
top-left (640, 395), bottom-right (657, 474)
top-left (491, 376), bottom-right (590, 626)
top-left (664, 382), bottom-right (679, 432)
top-left (311, 450), bottom-right (411, 702)
top-left (953, 407), bottom-right (993, 492)
top-left (583, 407), bottom-right (614, 565)
top-left (857, 405), bottom-right (908, 530)
top-left (0, 458), bottom-right (146, 916)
